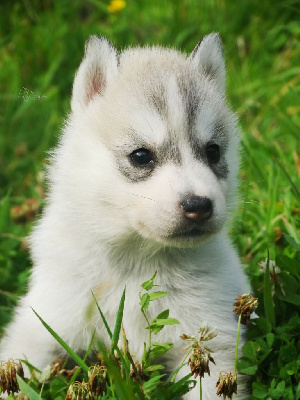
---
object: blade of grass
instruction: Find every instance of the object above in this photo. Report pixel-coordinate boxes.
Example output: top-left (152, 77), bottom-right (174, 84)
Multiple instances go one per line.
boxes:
top-left (93, 290), bottom-right (130, 375)
top-left (16, 375), bottom-right (42, 400)
top-left (68, 330), bottom-right (96, 385)
top-left (276, 159), bottom-right (300, 201)
top-left (91, 291), bottom-right (113, 339)
top-left (263, 251), bottom-right (276, 328)
top-left (111, 288), bottom-right (126, 355)
top-left (31, 308), bottom-right (89, 373)
top-left (98, 342), bottom-right (137, 400)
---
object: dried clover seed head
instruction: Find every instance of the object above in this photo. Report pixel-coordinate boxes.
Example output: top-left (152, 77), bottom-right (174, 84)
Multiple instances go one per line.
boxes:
top-left (0, 359), bottom-right (24, 395)
top-left (233, 293), bottom-right (258, 322)
top-left (182, 325), bottom-right (217, 379)
top-left (87, 364), bottom-right (108, 397)
top-left (188, 346), bottom-right (215, 378)
top-left (216, 371), bottom-right (237, 398)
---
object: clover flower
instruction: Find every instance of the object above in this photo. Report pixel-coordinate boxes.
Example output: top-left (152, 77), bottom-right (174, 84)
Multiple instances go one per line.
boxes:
top-left (233, 293), bottom-right (258, 322)
top-left (258, 258), bottom-right (281, 276)
top-left (88, 364), bottom-right (108, 397)
top-left (65, 381), bottom-right (91, 400)
top-left (129, 360), bottom-right (143, 382)
top-left (181, 325), bottom-right (217, 379)
top-left (188, 346), bottom-right (215, 378)
top-left (216, 371), bottom-right (237, 398)
top-left (0, 359), bottom-right (24, 395)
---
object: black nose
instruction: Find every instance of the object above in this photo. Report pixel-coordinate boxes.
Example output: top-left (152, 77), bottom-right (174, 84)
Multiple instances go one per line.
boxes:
top-left (181, 195), bottom-right (213, 221)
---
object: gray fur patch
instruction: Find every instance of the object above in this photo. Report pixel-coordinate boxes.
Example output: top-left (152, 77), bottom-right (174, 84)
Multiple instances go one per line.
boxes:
top-left (179, 78), bottom-right (229, 180)
top-left (113, 130), bottom-right (181, 183)
top-left (147, 85), bottom-right (168, 118)
top-left (114, 68), bottom-right (230, 182)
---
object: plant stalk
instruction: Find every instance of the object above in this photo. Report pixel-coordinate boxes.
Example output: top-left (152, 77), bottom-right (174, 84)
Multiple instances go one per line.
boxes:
top-left (234, 313), bottom-right (242, 374)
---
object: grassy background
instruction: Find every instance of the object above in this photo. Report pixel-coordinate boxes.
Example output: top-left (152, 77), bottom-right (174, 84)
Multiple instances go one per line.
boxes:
top-left (0, 0), bottom-right (299, 397)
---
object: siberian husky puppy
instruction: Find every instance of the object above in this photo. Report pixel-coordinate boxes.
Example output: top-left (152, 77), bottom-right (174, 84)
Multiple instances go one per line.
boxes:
top-left (0, 34), bottom-right (249, 398)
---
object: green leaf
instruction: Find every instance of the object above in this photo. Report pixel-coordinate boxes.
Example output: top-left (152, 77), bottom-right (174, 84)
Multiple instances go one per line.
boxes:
top-left (16, 375), bottom-right (42, 400)
top-left (151, 318), bottom-right (180, 326)
top-left (50, 374), bottom-right (68, 397)
top-left (264, 251), bottom-right (276, 327)
top-left (111, 288), bottom-right (126, 354)
top-left (284, 234), bottom-right (300, 250)
top-left (140, 293), bottom-right (150, 310)
top-left (31, 308), bottom-right (89, 373)
top-left (270, 380), bottom-right (285, 398)
top-left (279, 342), bottom-right (297, 363)
top-left (242, 341), bottom-right (259, 362)
top-left (255, 338), bottom-right (269, 354)
top-left (143, 374), bottom-right (166, 393)
top-left (266, 333), bottom-right (274, 349)
top-left (276, 254), bottom-right (299, 276)
top-left (168, 373), bottom-right (194, 397)
top-left (252, 382), bottom-right (269, 398)
top-left (237, 357), bottom-right (258, 375)
top-left (149, 291), bottom-right (168, 301)
top-left (150, 342), bottom-right (173, 359)
top-left (256, 317), bottom-right (272, 335)
top-left (276, 287), bottom-right (300, 306)
top-left (149, 309), bottom-right (169, 334)
top-left (278, 272), bottom-right (298, 292)
top-left (148, 316), bottom-right (179, 334)
top-left (285, 361), bottom-right (298, 376)
top-left (141, 271), bottom-right (157, 290)
top-left (144, 364), bottom-right (165, 373)
top-left (0, 192), bottom-right (10, 232)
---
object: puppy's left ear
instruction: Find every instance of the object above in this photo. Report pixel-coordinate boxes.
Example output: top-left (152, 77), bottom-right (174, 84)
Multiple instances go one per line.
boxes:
top-left (71, 35), bottom-right (118, 113)
top-left (190, 33), bottom-right (225, 93)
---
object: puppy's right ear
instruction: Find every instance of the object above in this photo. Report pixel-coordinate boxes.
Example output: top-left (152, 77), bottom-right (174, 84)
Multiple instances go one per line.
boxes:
top-left (71, 36), bottom-right (118, 113)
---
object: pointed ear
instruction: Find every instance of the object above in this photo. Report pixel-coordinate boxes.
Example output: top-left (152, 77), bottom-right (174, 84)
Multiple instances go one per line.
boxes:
top-left (190, 33), bottom-right (225, 93)
top-left (71, 36), bottom-right (118, 113)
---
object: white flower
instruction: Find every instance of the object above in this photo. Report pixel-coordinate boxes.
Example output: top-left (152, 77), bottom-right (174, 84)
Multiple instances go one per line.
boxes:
top-left (258, 258), bottom-right (281, 275)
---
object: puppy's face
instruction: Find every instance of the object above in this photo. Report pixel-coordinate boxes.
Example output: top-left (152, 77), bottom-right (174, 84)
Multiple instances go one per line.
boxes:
top-left (63, 35), bottom-right (239, 247)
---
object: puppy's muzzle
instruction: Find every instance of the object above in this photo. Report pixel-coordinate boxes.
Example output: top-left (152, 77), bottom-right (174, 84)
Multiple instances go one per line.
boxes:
top-left (181, 195), bottom-right (213, 221)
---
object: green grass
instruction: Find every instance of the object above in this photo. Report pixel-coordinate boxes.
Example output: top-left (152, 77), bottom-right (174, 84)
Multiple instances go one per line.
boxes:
top-left (0, 0), bottom-right (299, 399)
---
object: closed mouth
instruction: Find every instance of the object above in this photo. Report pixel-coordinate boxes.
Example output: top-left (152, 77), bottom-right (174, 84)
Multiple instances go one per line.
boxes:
top-left (170, 226), bottom-right (206, 238)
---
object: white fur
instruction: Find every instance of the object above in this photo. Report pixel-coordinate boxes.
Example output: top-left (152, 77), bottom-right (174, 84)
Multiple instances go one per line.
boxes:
top-left (0, 34), bottom-right (249, 399)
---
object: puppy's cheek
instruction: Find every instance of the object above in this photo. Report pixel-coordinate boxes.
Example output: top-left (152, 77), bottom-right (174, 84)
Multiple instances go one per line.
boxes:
top-left (127, 202), bottom-right (180, 239)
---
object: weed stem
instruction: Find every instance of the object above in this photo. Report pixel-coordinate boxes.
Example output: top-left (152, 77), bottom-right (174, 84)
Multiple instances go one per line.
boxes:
top-left (234, 313), bottom-right (242, 374)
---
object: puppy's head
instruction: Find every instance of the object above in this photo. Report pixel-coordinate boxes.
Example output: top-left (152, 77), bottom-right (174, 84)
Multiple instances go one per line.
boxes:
top-left (58, 35), bottom-right (239, 248)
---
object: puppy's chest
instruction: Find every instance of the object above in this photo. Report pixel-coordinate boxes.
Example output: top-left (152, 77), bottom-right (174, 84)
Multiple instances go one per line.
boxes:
top-left (96, 276), bottom-right (230, 346)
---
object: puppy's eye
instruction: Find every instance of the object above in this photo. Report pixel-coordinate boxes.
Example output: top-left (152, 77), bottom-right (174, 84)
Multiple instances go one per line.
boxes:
top-left (206, 144), bottom-right (220, 164)
top-left (130, 148), bottom-right (153, 166)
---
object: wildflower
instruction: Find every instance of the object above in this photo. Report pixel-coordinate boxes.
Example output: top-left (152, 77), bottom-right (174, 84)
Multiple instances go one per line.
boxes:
top-left (107, 0), bottom-right (126, 13)
top-left (233, 293), bottom-right (258, 322)
top-left (182, 325), bottom-right (217, 378)
top-left (65, 381), bottom-right (91, 400)
top-left (216, 371), bottom-right (237, 398)
top-left (188, 346), bottom-right (215, 378)
top-left (49, 358), bottom-right (79, 380)
top-left (88, 365), bottom-right (108, 397)
top-left (258, 258), bottom-right (281, 276)
top-left (50, 358), bottom-right (65, 376)
top-left (198, 325), bottom-right (218, 342)
top-left (0, 359), bottom-right (24, 395)
top-left (129, 360), bottom-right (143, 382)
